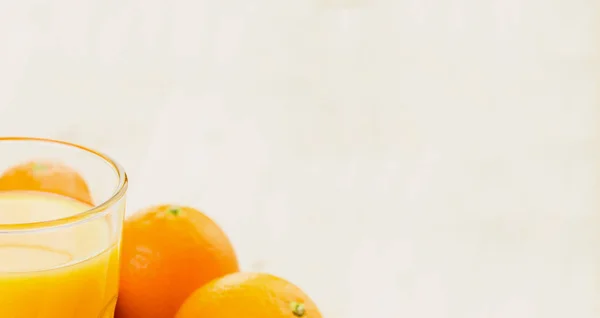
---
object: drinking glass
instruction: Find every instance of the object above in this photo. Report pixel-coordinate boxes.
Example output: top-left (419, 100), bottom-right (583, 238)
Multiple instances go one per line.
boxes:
top-left (0, 137), bottom-right (127, 318)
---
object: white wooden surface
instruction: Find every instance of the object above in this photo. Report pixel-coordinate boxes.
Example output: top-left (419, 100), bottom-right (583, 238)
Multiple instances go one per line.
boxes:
top-left (0, 0), bottom-right (599, 317)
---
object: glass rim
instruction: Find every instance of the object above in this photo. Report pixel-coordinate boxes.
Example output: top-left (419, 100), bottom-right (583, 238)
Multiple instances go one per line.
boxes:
top-left (0, 136), bottom-right (128, 232)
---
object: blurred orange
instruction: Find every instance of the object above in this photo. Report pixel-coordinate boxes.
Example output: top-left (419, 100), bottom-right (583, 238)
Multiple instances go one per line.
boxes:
top-left (176, 272), bottom-right (322, 318)
top-left (0, 161), bottom-right (93, 204)
top-left (116, 204), bottom-right (239, 318)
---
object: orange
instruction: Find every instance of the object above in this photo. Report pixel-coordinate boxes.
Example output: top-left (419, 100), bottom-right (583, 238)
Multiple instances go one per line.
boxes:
top-left (176, 272), bottom-right (322, 318)
top-left (0, 160), bottom-right (93, 204)
top-left (116, 204), bottom-right (240, 318)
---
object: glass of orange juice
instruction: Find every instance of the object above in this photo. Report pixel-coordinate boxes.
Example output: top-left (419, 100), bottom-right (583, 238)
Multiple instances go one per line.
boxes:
top-left (0, 137), bottom-right (127, 318)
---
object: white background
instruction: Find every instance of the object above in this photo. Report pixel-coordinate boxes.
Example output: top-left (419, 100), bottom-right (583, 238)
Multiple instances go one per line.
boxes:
top-left (0, 0), bottom-right (599, 317)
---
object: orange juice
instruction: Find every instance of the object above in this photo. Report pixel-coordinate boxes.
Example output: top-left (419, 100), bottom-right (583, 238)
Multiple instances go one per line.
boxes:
top-left (0, 191), bottom-right (121, 318)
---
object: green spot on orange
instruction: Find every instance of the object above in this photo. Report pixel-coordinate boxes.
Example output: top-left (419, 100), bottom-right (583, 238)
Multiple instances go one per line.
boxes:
top-left (167, 206), bottom-right (181, 216)
top-left (32, 163), bottom-right (47, 173)
top-left (290, 301), bottom-right (305, 317)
